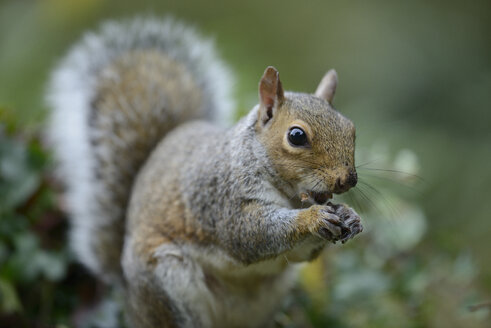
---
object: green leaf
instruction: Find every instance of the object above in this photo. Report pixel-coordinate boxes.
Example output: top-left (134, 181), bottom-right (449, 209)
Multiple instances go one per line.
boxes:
top-left (0, 132), bottom-right (40, 209)
top-left (0, 277), bottom-right (22, 313)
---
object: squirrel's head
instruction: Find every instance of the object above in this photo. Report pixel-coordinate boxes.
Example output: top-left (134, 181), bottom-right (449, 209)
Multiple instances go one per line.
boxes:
top-left (255, 66), bottom-right (357, 204)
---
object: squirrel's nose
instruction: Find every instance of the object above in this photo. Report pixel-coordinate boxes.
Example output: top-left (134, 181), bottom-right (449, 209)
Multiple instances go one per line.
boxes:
top-left (347, 170), bottom-right (358, 187)
top-left (333, 170), bottom-right (357, 193)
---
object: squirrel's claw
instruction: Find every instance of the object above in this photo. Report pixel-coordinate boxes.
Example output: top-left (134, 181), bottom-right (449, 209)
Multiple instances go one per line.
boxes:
top-left (318, 204), bottom-right (362, 244)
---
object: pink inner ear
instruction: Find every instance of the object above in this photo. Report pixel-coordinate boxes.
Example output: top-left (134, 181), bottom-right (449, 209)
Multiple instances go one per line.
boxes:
top-left (259, 66), bottom-right (284, 108)
top-left (259, 82), bottom-right (275, 122)
top-left (258, 66), bottom-right (284, 124)
top-left (260, 86), bottom-right (276, 108)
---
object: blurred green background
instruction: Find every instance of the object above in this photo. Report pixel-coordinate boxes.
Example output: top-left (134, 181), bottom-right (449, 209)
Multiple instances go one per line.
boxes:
top-left (1, 0), bottom-right (490, 327)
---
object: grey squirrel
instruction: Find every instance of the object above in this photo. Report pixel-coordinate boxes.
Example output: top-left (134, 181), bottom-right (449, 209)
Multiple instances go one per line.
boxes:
top-left (47, 17), bottom-right (363, 328)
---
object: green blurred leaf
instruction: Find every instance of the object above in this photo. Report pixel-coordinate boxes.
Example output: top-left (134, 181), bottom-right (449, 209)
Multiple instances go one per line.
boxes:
top-left (7, 232), bottom-right (68, 283)
top-left (0, 131), bottom-right (41, 210)
top-left (0, 277), bottom-right (22, 313)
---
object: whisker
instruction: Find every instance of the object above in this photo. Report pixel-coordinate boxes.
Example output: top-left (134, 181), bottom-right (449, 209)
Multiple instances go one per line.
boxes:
top-left (357, 167), bottom-right (424, 182)
top-left (358, 173), bottom-right (424, 195)
top-left (349, 188), bottom-right (370, 214)
top-left (357, 181), bottom-right (400, 220)
top-left (346, 189), bottom-right (364, 213)
top-left (310, 175), bottom-right (324, 193)
top-left (355, 158), bottom-right (383, 168)
top-left (352, 185), bottom-right (385, 216)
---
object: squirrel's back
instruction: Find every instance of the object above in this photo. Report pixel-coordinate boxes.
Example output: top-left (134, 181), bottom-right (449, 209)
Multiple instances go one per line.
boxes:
top-left (46, 17), bottom-right (234, 281)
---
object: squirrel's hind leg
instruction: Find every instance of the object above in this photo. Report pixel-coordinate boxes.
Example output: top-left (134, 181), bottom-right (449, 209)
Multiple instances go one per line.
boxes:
top-left (122, 240), bottom-right (214, 328)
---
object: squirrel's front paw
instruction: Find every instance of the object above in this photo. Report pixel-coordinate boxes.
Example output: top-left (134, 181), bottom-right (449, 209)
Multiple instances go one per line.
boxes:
top-left (315, 204), bottom-right (363, 243)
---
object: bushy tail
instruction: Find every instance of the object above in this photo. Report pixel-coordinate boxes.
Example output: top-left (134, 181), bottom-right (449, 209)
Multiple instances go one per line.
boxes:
top-left (46, 17), bottom-right (234, 281)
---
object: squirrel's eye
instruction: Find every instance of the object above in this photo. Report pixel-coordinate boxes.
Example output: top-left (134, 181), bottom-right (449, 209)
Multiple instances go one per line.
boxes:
top-left (288, 127), bottom-right (308, 146)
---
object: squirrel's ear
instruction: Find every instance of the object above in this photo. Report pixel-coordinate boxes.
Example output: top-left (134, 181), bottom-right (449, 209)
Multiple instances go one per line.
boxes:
top-left (258, 66), bottom-right (284, 125)
top-left (315, 69), bottom-right (338, 104)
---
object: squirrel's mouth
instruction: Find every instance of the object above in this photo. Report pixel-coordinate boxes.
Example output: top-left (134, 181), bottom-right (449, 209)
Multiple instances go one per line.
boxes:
top-left (301, 191), bottom-right (333, 205)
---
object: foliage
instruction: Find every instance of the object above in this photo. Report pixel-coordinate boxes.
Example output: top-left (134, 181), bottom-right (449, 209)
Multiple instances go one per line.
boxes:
top-left (0, 119), bottom-right (100, 327)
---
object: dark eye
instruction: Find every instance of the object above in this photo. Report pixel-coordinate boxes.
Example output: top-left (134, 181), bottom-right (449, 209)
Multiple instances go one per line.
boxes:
top-left (288, 127), bottom-right (308, 146)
